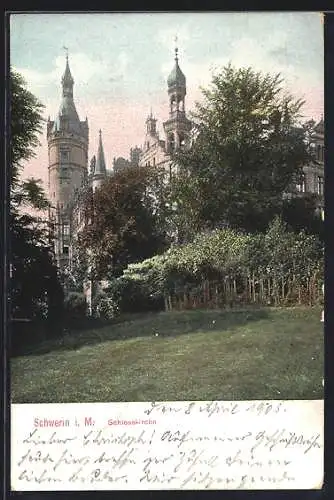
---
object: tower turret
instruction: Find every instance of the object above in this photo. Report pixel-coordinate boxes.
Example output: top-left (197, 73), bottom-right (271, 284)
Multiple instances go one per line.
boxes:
top-left (146, 110), bottom-right (158, 137)
top-left (163, 42), bottom-right (191, 154)
top-left (47, 52), bottom-right (89, 270)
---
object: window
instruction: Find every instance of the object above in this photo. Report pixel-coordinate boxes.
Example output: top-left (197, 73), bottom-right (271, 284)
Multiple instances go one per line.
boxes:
top-left (153, 157), bottom-right (156, 166)
top-left (63, 246), bottom-right (69, 256)
top-left (296, 173), bottom-right (306, 193)
top-left (60, 150), bottom-right (69, 162)
top-left (318, 176), bottom-right (324, 196)
top-left (63, 224), bottom-right (70, 236)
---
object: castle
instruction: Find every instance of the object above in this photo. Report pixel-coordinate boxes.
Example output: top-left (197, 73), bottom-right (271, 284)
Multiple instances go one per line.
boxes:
top-left (47, 49), bottom-right (324, 299)
top-left (47, 46), bottom-right (194, 315)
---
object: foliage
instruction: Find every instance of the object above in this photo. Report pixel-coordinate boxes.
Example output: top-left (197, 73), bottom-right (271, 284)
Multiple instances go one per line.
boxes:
top-left (77, 164), bottom-right (169, 280)
top-left (281, 193), bottom-right (323, 240)
top-left (109, 218), bottom-right (323, 312)
top-left (10, 70), bottom-right (63, 322)
top-left (10, 69), bottom-right (45, 186)
top-left (171, 64), bottom-right (312, 236)
top-left (91, 291), bottom-right (120, 320)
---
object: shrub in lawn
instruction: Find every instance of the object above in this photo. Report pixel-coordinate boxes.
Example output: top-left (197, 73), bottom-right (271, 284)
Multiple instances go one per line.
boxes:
top-left (92, 291), bottom-right (120, 320)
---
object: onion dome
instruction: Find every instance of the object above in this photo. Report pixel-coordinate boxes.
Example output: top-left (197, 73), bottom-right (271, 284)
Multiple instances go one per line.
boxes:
top-left (167, 47), bottom-right (186, 89)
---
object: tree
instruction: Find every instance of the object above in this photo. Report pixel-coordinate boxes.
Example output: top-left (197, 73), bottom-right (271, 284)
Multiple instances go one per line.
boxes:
top-left (172, 64), bottom-right (312, 236)
top-left (78, 165), bottom-right (168, 280)
top-left (282, 193), bottom-right (323, 240)
top-left (10, 70), bottom-right (44, 187)
top-left (10, 69), bottom-right (63, 323)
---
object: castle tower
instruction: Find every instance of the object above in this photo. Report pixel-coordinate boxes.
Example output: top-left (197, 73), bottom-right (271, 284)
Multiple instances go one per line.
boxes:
top-left (144, 110), bottom-right (158, 151)
top-left (47, 53), bottom-right (89, 270)
top-left (91, 129), bottom-right (107, 191)
top-left (163, 43), bottom-right (192, 154)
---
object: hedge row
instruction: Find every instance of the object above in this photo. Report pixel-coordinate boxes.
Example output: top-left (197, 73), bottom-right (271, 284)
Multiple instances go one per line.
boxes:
top-left (105, 217), bottom-right (323, 313)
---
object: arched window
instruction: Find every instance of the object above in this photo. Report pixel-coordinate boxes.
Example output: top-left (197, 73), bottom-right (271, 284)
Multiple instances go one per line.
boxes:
top-left (170, 95), bottom-right (177, 113)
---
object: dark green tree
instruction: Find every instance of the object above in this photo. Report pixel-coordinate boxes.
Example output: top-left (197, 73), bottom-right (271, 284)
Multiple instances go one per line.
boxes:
top-left (10, 69), bottom-right (63, 325)
top-left (78, 165), bottom-right (168, 280)
top-left (172, 64), bottom-right (312, 237)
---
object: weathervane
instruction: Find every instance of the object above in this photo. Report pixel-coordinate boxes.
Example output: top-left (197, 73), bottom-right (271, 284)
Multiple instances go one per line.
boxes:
top-left (174, 35), bottom-right (178, 60)
top-left (63, 46), bottom-right (69, 60)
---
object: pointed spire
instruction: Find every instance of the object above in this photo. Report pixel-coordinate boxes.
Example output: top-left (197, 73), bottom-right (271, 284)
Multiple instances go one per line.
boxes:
top-left (94, 129), bottom-right (107, 176)
top-left (62, 48), bottom-right (74, 97)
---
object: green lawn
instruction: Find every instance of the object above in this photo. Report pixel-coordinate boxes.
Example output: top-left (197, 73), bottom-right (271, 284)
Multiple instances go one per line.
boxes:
top-left (10, 307), bottom-right (324, 403)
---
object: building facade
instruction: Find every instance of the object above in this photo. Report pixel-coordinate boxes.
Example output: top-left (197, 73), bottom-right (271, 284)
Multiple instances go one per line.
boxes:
top-left (113, 146), bottom-right (142, 173)
top-left (300, 118), bottom-right (324, 211)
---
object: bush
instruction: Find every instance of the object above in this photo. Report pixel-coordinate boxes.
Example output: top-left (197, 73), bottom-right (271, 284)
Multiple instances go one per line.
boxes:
top-left (64, 292), bottom-right (87, 320)
top-left (112, 218), bottom-right (323, 312)
top-left (105, 276), bottom-right (164, 314)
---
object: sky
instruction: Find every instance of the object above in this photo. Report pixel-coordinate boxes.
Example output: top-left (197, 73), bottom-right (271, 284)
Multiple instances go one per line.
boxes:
top-left (10, 12), bottom-right (324, 189)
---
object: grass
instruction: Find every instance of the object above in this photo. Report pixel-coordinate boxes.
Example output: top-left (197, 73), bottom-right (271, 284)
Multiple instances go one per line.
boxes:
top-left (10, 306), bottom-right (324, 403)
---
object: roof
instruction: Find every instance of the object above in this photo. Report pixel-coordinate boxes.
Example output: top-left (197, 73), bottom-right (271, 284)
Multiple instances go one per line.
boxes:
top-left (53, 97), bottom-right (81, 133)
top-left (94, 130), bottom-right (107, 176)
top-left (53, 56), bottom-right (81, 134)
top-left (167, 51), bottom-right (186, 89)
top-left (62, 56), bottom-right (74, 87)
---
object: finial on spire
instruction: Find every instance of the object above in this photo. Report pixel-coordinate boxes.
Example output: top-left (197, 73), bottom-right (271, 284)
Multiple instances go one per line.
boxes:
top-left (63, 46), bottom-right (69, 61)
top-left (174, 35), bottom-right (178, 61)
top-left (99, 128), bottom-right (102, 136)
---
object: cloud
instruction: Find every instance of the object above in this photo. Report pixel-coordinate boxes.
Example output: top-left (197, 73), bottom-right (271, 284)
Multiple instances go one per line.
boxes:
top-left (14, 50), bottom-right (131, 97)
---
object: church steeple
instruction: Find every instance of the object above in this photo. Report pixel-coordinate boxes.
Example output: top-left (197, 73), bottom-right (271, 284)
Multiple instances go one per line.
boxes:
top-left (95, 129), bottom-right (107, 176)
top-left (92, 129), bottom-right (107, 191)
